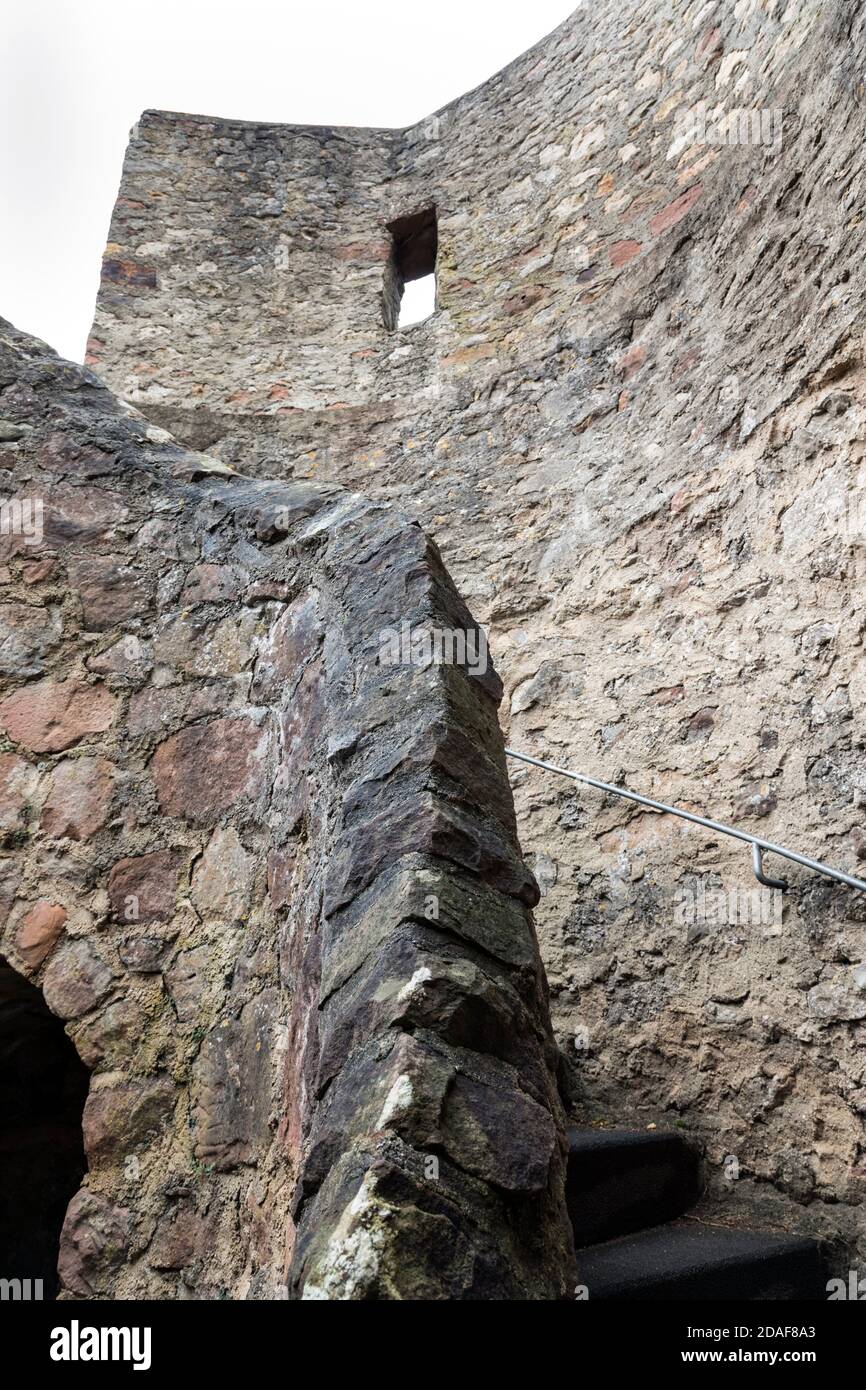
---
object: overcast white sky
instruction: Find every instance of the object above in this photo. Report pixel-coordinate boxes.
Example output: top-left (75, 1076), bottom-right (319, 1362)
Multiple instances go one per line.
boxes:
top-left (0, 1), bottom-right (577, 362)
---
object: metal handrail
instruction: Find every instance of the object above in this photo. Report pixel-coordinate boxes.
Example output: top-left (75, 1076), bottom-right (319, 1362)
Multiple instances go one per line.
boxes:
top-left (505, 747), bottom-right (866, 894)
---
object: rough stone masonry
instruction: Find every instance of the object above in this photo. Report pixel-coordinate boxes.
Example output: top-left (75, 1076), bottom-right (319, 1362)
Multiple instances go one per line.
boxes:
top-left (0, 319), bottom-right (576, 1298)
top-left (87, 0), bottom-right (866, 1268)
top-left (3, 0), bottom-right (866, 1293)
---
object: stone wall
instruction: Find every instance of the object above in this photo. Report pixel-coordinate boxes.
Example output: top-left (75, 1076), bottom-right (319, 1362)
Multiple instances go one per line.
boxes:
top-left (0, 318), bottom-right (576, 1299)
top-left (91, 1), bottom-right (866, 1264)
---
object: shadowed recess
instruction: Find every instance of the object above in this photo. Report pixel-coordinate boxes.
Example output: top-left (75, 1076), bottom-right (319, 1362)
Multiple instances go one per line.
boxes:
top-left (0, 960), bottom-right (89, 1297)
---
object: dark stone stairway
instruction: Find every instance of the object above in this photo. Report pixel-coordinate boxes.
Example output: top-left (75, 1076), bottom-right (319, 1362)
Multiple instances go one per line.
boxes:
top-left (567, 1129), bottom-right (828, 1300)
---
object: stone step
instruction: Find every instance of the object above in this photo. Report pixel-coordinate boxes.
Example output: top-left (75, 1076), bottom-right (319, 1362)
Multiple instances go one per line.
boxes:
top-left (566, 1128), bottom-right (701, 1246)
top-left (576, 1221), bottom-right (827, 1300)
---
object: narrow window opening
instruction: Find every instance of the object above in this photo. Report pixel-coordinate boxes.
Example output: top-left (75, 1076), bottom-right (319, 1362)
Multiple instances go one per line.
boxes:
top-left (0, 959), bottom-right (89, 1297)
top-left (399, 274), bottom-right (437, 328)
top-left (383, 206), bottom-right (438, 331)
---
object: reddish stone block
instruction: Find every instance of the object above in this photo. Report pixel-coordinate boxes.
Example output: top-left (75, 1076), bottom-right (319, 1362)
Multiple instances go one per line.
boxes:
top-left (151, 717), bottom-right (269, 822)
top-left (68, 554), bottom-right (151, 630)
top-left (0, 677), bottom-right (116, 753)
top-left (82, 1074), bottom-right (176, 1162)
top-left (609, 239), bottom-right (642, 267)
top-left (654, 684), bottom-right (685, 706)
top-left (108, 849), bottom-right (181, 923)
top-left (736, 185), bottom-right (757, 217)
top-left (18, 557), bottom-right (56, 583)
top-left (87, 634), bottom-right (152, 682)
top-left (58, 1191), bottom-right (132, 1298)
top-left (39, 431), bottom-right (119, 480)
top-left (41, 756), bottom-right (115, 840)
top-left (267, 847), bottom-right (295, 911)
top-left (182, 564), bottom-right (238, 605)
top-left (42, 938), bottom-right (114, 1019)
top-left (148, 1205), bottom-right (201, 1270)
top-left (335, 241), bottom-right (390, 262)
top-left (650, 184), bottom-right (702, 236)
top-left (617, 343), bottom-right (647, 378)
top-left (15, 899), bottom-right (67, 967)
top-left (43, 485), bottom-right (128, 543)
top-left (84, 336), bottom-right (104, 367)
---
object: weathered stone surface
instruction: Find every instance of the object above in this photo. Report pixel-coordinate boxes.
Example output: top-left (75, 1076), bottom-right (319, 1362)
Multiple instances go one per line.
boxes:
top-left (153, 611), bottom-right (256, 678)
top-left (0, 860), bottom-right (18, 931)
top-left (57, 1190), bottom-right (132, 1298)
top-left (42, 939), bottom-right (114, 1019)
top-left (68, 554), bottom-right (151, 630)
top-left (147, 1204), bottom-right (200, 1270)
top-left (87, 633), bottom-right (153, 682)
top-left (649, 183), bottom-right (702, 236)
top-left (0, 311), bottom-right (574, 1295)
top-left (164, 944), bottom-right (210, 1023)
top-left (0, 82), bottom-right (602, 1297)
top-left (151, 718), bottom-right (269, 822)
top-left (43, 486), bottom-right (127, 545)
top-left (79, 0), bottom-right (866, 1279)
top-left (0, 752), bottom-right (37, 833)
top-left (82, 1073), bottom-right (176, 1162)
top-left (191, 994), bottom-right (275, 1169)
top-left (182, 563), bottom-right (240, 605)
top-left (41, 756), bottom-right (115, 840)
top-left (191, 826), bottom-right (252, 920)
top-left (118, 933), bottom-right (171, 973)
top-left (0, 677), bottom-right (115, 752)
top-left (108, 849), bottom-right (180, 923)
top-left (808, 977), bottom-right (866, 1023)
top-left (127, 685), bottom-right (189, 736)
top-left (320, 857), bottom-right (537, 1005)
top-left (439, 1071), bottom-right (557, 1194)
top-left (72, 996), bottom-right (148, 1069)
top-left (7, 0), bottom-right (866, 1288)
top-left (251, 591), bottom-right (322, 703)
top-left (326, 774), bottom-right (539, 916)
top-left (14, 899), bottom-right (67, 967)
top-left (0, 602), bottom-right (61, 676)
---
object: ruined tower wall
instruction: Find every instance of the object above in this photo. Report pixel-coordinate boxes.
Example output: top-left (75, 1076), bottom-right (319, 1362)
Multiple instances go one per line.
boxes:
top-left (92, 0), bottom-right (866, 1263)
top-left (0, 319), bottom-right (576, 1299)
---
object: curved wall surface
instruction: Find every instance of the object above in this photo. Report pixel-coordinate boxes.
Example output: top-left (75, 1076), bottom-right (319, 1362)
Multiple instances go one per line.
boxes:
top-left (91, 0), bottom-right (866, 1262)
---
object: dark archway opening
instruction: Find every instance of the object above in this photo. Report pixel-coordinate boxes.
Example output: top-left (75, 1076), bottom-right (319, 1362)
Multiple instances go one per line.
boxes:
top-left (0, 958), bottom-right (89, 1297)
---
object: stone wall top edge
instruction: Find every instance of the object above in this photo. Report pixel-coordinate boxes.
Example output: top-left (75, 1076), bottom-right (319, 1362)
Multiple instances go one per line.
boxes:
top-left (137, 106), bottom-right (405, 141)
